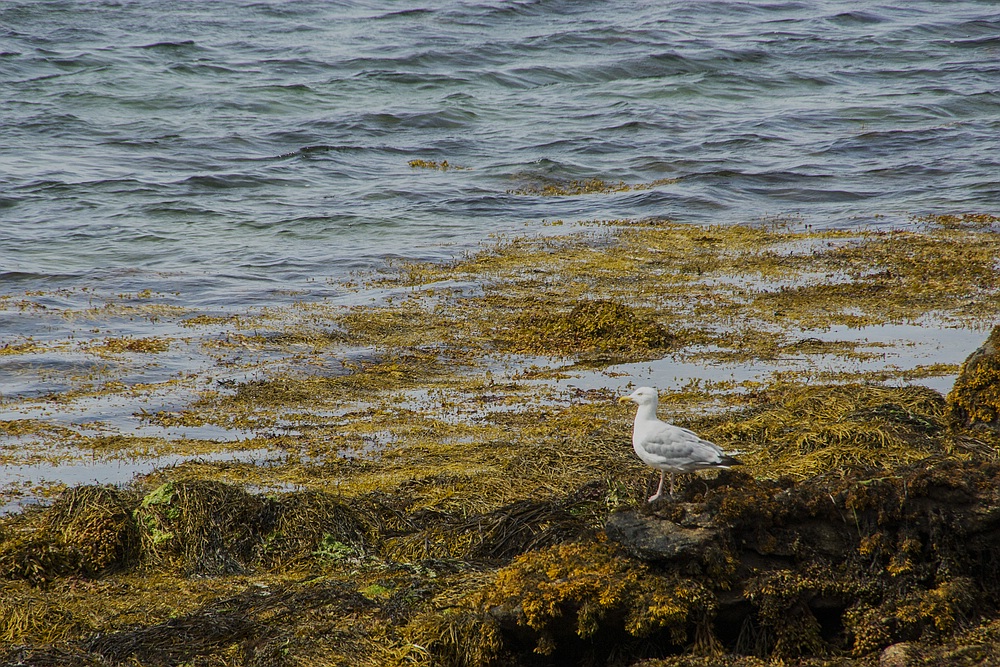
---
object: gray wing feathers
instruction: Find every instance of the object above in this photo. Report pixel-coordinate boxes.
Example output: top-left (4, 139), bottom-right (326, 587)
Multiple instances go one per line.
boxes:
top-left (640, 423), bottom-right (739, 471)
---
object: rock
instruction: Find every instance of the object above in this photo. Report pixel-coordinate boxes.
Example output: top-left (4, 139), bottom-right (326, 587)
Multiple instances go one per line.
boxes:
top-left (605, 510), bottom-right (719, 561)
top-left (880, 642), bottom-right (916, 667)
top-left (947, 326), bottom-right (1000, 429)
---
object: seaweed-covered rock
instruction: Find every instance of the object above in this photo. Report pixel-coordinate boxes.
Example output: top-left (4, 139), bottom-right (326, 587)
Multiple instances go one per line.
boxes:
top-left (0, 485), bottom-right (138, 584)
top-left (478, 541), bottom-right (717, 659)
top-left (43, 485), bottom-right (139, 575)
top-left (946, 326), bottom-right (1000, 429)
top-left (134, 480), bottom-right (278, 575)
top-left (261, 490), bottom-right (374, 567)
top-left (437, 459), bottom-right (1000, 665)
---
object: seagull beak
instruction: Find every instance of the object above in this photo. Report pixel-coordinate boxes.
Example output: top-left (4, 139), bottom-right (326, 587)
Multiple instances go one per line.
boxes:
top-left (617, 396), bottom-right (632, 403)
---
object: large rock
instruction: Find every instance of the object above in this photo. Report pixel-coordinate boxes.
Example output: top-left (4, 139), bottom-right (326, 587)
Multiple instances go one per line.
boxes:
top-left (947, 326), bottom-right (1000, 429)
top-left (605, 510), bottom-right (720, 561)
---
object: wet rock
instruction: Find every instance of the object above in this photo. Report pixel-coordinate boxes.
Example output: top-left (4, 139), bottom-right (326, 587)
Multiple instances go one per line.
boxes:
top-left (947, 325), bottom-right (1000, 429)
top-left (605, 509), bottom-right (720, 561)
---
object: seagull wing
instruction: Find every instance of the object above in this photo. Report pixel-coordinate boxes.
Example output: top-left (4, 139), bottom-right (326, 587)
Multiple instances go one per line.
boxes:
top-left (636, 420), bottom-right (733, 472)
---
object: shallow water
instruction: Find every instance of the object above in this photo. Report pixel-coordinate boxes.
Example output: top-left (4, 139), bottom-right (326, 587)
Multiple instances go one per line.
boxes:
top-left (551, 322), bottom-right (986, 404)
top-left (0, 447), bottom-right (280, 515)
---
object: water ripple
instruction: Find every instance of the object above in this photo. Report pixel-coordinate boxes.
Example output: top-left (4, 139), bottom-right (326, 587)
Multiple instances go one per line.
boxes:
top-left (0, 0), bottom-right (996, 305)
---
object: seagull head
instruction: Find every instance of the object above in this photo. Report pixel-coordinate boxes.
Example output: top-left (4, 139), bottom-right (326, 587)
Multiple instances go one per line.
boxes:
top-left (619, 386), bottom-right (659, 407)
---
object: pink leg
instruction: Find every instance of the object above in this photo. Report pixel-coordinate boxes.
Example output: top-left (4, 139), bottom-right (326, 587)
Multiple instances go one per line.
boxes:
top-left (648, 471), bottom-right (666, 502)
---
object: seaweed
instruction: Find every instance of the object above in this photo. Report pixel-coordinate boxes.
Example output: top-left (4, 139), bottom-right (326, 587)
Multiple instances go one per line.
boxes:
top-left (704, 383), bottom-right (948, 479)
top-left (509, 298), bottom-right (674, 357)
top-left (946, 326), bottom-right (1000, 429)
top-left (0, 486), bottom-right (137, 585)
top-left (3, 213), bottom-right (1000, 666)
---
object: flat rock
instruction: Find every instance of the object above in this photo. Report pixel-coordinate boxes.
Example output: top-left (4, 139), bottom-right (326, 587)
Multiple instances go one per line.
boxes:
top-left (605, 510), bottom-right (719, 561)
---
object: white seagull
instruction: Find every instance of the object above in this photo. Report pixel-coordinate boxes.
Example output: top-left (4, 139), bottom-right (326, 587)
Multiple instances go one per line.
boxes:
top-left (620, 386), bottom-right (741, 502)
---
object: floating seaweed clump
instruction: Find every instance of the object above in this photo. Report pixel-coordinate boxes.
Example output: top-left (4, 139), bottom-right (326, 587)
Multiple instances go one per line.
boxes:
top-left (946, 326), bottom-right (1000, 429)
top-left (409, 159), bottom-right (466, 170)
top-left (88, 336), bottom-right (170, 355)
top-left (508, 177), bottom-right (676, 196)
top-left (0, 339), bottom-right (45, 356)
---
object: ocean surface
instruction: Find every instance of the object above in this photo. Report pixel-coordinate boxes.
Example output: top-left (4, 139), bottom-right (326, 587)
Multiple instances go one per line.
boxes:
top-left (3, 0), bottom-right (999, 307)
top-left (0, 1), bottom-right (999, 501)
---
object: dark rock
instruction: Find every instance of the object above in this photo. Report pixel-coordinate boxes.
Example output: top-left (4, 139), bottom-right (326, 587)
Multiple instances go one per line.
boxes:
top-left (605, 510), bottom-right (720, 561)
top-left (750, 519), bottom-right (853, 559)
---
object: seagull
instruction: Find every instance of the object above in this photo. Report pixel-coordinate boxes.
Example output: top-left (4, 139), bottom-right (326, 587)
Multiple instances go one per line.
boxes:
top-left (620, 386), bottom-right (741, 502)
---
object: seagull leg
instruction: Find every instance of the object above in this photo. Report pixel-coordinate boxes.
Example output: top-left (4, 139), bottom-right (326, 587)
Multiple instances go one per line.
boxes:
top-left (669, 473), bottom-right (676, 498)
top-left (648, 471), bottom-right (666, 502)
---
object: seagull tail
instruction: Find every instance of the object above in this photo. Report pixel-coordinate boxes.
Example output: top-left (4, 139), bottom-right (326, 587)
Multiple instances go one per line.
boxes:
top-left (719, 452), bottom-right (743, 467)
